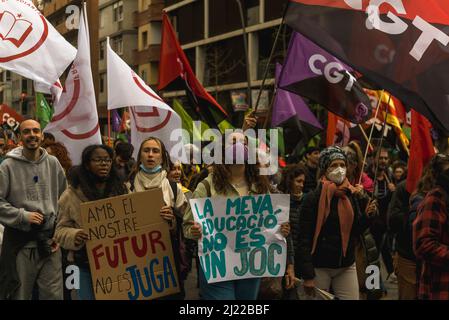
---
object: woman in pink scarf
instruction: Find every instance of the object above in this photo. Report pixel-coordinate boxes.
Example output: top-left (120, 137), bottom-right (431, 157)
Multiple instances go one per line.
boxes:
top-left (297, 146), bottom-right (377, 300)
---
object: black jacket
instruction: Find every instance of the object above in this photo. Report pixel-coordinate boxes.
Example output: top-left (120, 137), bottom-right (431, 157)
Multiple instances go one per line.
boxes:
top-left (0, 227), bottom-right (33, 299)
top-left (289, 194), bottom-right (303, 276)
top-left (297, 183), bottom-right (370, 280)
top-left (387, 181), bottom-right (413, 260)
top-left (303, 165), bottom-right (318, 194)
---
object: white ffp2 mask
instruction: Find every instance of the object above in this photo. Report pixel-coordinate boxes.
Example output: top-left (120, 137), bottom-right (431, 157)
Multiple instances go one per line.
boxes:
top-left (327, 167), bottom-right (347, 185)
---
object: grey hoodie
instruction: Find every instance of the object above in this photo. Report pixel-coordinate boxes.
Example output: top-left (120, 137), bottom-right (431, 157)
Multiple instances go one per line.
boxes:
top-left (0, 147), bottom-right (67, 238)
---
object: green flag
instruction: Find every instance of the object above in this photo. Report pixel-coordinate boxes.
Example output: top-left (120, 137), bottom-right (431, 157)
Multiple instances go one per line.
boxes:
top-left (217, 119), bottom-right (234, 134)
top-left (173, 99), bottom-right (210, 141)
top-left (36, 93), bottom-right (53, 129)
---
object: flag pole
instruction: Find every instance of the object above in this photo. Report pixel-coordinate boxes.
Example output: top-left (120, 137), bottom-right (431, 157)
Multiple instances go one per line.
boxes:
top-left (107, 102), bottom-right (111, 149)
top-left (106, 36), bottom-right (111, 147)
top-left (370, 93), bottom-right (392, 198)
top-left (358, 89), bottom-right (385, 185)
top-left (254, 4), bottom-right (289, 114)
top-left (263, 87), bottom-right (278, 129)
top-left (235, 0), bottom-right (252, 111)
top-left (358, 124), bottom-right (374, 151)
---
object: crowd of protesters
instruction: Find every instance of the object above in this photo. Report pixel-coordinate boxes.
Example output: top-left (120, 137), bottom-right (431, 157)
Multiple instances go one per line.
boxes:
top-left (0, 117), bottom-right (448, 301)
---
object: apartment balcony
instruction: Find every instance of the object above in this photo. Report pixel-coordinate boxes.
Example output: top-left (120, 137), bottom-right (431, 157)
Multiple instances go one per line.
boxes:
top-left (54, 20), bottom-right (77, 40)
top-left (134, 3), bottom-right (164, 28)
top-left (134, 45), bottom-right (161, 65)
top-left (43, 0), bottom-right (80, 17)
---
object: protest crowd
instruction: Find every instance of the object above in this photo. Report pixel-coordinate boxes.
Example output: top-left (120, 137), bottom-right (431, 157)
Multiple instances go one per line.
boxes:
top-left (1, 0), bottom-right (449, 301)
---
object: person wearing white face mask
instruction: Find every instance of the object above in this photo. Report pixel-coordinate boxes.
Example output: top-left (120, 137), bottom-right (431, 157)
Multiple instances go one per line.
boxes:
top-left (297, 146), bottom-right (377, 300)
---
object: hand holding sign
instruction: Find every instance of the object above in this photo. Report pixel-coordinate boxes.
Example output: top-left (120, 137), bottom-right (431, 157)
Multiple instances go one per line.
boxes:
top-left (160, 205), bottom-right (175, 230)
top-left (74, 230), bottom-right (89, 246)
top-left (190, 194), bottom-right (290, 283)
top-left (280, 222), bottom-right (291, 238)
top-left (185, 221), bottom-right (202, 240)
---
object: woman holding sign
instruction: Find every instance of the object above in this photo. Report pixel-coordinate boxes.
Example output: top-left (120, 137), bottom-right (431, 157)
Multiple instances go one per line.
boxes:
top-left (55, 145), bottom-right (128, 300)
top-left (297, 146), bottom-right (377, 300)
top-left (127, 137), bottom-right (188, 299)
top-left (183, 132), bottom-right (291, 300)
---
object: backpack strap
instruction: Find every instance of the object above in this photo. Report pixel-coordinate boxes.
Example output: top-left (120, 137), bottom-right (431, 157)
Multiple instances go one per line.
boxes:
top-left (201, 179), bottom-right (212, 198)
top-left (169, 180), bottom-right (178, 204)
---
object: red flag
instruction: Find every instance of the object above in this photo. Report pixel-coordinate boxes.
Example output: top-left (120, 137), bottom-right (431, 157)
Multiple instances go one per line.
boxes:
top-left (119, 110), bottom-right (130, 133)
top-left (159, 14), bottom-right (228, 127)
top-left (0, 104), bottom-right (25, 124)
top-left (406, 110), bottom-right (435, 194)
top-left (327, 112), bottom-right (350, 147)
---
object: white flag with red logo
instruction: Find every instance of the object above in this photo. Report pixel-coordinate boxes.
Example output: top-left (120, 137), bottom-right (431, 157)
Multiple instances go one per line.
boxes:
top-left (44, 6), bottom-right (101, 165)
top-left (0, 0), bottom-right (76, 86)
top-left (107, 39), bottom-right (185, 162)
top-left (34, 80), bottom-right (63, 104)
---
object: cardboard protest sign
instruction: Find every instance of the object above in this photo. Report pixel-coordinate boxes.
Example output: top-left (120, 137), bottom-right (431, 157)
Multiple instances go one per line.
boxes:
top-left (80, 189), bottom-right (180, 300)
top-left (190, 194), bottom-right (290, 283)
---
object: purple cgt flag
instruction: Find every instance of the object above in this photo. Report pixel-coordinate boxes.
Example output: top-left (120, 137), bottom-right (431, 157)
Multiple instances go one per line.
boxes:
top-left (279, 32), bottom-right (372, 124)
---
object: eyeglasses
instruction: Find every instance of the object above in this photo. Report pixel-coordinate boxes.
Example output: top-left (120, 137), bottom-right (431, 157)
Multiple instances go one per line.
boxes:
top-left (91, 158), bottom-right (112, 165)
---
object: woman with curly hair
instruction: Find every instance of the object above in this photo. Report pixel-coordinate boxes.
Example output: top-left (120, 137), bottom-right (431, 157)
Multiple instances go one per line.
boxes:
top-left (42, 141), bottom-right (73, 175)
top-left (183, 132), bottom-right (291, 300)
top-left (55, 145), bottom-right (127, 300)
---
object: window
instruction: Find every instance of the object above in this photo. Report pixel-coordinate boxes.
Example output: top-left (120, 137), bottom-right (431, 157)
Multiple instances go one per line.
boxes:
top-left (113, 1), bottom-right (124, 22)
top-left (100, 74), bottom-right (105, 93)
top-left (115, 37), bottom-right (123, 55)
top-left (142, 31), bottom-right (148, 49)
top-left (141, 70), bottom-right (147, 83)
top-left (100, 9), bottom-right (105, 28)
top-left (21, 79), bottom-right (28, 92)
top-left (99, 40), bottom-right (106, 60)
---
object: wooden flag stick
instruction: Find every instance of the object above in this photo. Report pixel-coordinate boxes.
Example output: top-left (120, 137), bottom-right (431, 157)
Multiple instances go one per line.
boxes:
top-left (358, 89), bottom-right (385, 185)
top-left (358, 124), bottom-right (374, 151)
top-left (108, 110), bottom-right (111, 147)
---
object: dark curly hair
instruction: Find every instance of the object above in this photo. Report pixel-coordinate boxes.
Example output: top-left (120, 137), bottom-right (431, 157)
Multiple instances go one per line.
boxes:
top-left (42, 141), bottom-right (72, 174)
top-left (278, 164), bottom-right (307, 194)
top-left (69, 145), bottom-right (127, 201)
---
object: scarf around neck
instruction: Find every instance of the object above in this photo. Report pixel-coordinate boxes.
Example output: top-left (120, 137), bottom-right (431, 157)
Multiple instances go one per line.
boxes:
top-left (134, 170), bottom-right (167, 191)
top-left (311, 177), bottom-right (357, 258)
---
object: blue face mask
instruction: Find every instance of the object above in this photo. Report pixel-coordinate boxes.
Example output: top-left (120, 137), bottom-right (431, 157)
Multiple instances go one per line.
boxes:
top-left (140, 164), bottom-right (162, 174)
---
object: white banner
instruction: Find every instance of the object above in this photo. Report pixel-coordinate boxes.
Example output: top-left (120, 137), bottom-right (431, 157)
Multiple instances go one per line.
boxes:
top-left (0, 0), bottom-right (76, 86)
top-left (107, 39), bottom-right (185, 162)
top-left (44, 5), bottom-right (101, 165)
top-left (190, 194), bottom-right (289, 284)
top-left (45, 6), bottom-right (97, 132)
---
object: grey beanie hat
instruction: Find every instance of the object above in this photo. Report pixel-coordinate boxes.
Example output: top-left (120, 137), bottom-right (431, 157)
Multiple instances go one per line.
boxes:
top-left (319, 146), bottom-right (347, 173)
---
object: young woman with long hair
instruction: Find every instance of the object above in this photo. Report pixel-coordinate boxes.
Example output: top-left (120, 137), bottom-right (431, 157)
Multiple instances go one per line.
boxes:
top-left (55, 145), bottom-right (127, 300)
top-left (126, 137), bottom-right (188, 299)
top-left (183, 132), bottom-right (291, 300)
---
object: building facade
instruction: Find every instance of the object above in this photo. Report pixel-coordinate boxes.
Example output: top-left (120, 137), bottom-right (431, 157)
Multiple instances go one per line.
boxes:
top-left (98, 0), bottom-right (138, 123)
top-left (1, 0), bottom-right (288, 127)
top-left (135, 0), bottom-right (164, 87)
top-left (160, 0), bottom-right (288, 125)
